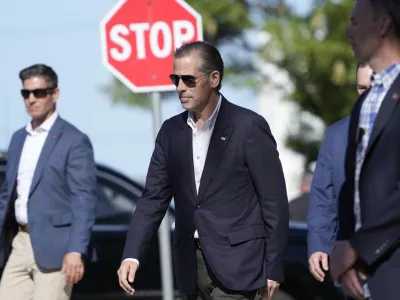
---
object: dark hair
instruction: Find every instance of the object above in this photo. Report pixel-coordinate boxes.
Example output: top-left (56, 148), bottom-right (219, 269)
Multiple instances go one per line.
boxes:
top-left (172, 41), bottom-right (224, 90)
top-left (19, 64), bottom-right (58, 89)
top-left (370, 0), bottom-right (400, 39)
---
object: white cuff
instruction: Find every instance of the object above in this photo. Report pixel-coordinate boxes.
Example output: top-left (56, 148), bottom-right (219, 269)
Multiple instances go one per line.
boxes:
top-left (122, 258), bottom-right (140, 268)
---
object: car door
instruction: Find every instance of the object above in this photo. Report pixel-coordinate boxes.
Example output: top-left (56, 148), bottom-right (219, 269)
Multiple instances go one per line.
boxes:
top-left (72, 165), bottom-right (175, 299)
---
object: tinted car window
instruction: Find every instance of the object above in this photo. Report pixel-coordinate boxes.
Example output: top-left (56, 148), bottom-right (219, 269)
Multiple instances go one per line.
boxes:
top-left (0, 163), bottom-right (5, 187)
top-left (95, 177), bottom-right (138, 225)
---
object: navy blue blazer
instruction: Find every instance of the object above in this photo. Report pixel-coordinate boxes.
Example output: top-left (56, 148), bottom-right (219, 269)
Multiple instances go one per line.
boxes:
top-left (307, 117), bottom-right (349, 257)
top-left (337, 75), bottom-right (400, 299)
top-left (0, 117), bottom-right (97, 269)
top-left (122, 97), bottom-right (289, 294)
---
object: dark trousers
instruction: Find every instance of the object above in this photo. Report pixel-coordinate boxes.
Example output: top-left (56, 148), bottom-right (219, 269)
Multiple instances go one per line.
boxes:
top-left (183, 247), bottom-right (258, 300)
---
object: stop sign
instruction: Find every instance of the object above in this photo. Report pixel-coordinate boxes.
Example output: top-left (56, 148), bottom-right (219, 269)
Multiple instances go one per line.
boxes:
top-left (101, 0), bottom-right (203, 93)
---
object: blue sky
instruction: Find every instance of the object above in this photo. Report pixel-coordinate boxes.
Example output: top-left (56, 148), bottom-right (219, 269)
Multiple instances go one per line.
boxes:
top-left (0, 0), bottom-right (311, 182)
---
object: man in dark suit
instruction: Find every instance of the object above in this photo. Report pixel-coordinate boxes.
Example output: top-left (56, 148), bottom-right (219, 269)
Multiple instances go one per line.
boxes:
top-left (330, 0), bottom-right (400, 299)
top-left (307, 63), bottom-right (372, 283)
top-left (0, 64), bottom-right (97, 300)
top-left (117, 41), bottom-right (289, 300)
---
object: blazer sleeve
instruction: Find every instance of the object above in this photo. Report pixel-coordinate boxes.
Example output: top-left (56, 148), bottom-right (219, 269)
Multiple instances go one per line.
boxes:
top-left (66, 134), bottom-right (97, 255)
top-left (307, 126), bottom-right (338, 257)
top-left (0, 158), bottom-right (9, 214)
top-left (0, 134), bottom-right (16, 216)
top-left (350, 191), bottom-right (400, 266)
top-left (244, 114), bottom-right (289, 283)
top-left (122, 122), bottom-right (173, 263)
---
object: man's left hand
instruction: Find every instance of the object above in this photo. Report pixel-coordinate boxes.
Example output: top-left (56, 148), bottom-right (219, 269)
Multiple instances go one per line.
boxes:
top-left (62, 252), bottom-right (84, 285)
top-left (330, 240), bottom-right (358, 282)
top-left (260, 280), bottom-right (280, 300)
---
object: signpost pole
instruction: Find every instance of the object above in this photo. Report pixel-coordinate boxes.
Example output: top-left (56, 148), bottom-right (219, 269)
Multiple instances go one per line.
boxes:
top-left (151, 91), bottom-right (174, 300)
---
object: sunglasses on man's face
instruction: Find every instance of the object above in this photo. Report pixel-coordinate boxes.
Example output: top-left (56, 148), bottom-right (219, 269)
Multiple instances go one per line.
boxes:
top-left (169, 73), bottom-right (209, 87)
top-left (21, 88), bottom-right (55, 99)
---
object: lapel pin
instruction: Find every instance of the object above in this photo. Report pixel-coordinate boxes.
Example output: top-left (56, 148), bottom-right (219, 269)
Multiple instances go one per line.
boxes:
top-left (52, 135), bottom-right (56, 140)
top-left (221, 137), bottom-right (226, 140)
top-left (392, 92), bottom-right (399, 100)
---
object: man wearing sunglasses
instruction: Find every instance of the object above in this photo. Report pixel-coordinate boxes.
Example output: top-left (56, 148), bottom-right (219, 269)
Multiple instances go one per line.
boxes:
top-left (118, 41), bottom-right (289, 300)
top-left (0, 64), bottom-right (97, 300)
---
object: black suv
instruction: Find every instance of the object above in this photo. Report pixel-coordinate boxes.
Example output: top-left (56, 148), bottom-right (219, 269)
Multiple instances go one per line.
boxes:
top-left (0, 153), bottom-right (343, 300)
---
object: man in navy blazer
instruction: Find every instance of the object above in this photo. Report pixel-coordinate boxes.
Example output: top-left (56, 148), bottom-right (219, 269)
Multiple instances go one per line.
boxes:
top-left (0, 64), bottom-right (97, 300)
top-left (307, 63), bottom-right (372, 282)
top-left (117, 41), bottom-right (289, 300)
top-left (331, 1), bottom-right (400, 299)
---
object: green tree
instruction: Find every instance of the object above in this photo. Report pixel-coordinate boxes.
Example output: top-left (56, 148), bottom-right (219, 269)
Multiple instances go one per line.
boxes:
top-left (262, 0), bottom-right (356, 164)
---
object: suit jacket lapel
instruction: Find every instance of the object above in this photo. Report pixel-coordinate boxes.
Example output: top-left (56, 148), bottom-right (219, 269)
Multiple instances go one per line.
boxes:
top-left (178, 113), bottom-right (197, 203)
top-left (29, 117), bottom-right (64, 196)
top-left (196, 97), bottom-right (233, 204)
top-left (365, 75), bottom-right (400, 156)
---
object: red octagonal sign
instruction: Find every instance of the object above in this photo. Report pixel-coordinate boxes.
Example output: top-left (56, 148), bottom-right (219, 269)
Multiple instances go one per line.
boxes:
top-left (101, 0), bottom-right (203, 93)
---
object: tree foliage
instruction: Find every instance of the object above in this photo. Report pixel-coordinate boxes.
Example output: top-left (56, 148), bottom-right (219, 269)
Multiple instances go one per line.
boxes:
top-left (262, 0), bottom-right (356, 163)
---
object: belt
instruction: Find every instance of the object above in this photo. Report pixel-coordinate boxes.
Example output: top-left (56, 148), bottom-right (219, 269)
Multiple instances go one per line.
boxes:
top-left (20, 224), bottom-right (29, 233)
top-left (195, 238), bottom-right (201, 249)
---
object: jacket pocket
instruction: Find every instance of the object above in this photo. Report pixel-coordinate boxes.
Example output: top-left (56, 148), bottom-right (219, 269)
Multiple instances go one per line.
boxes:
top-left (51, 213), bottom-right (72, 227)
top-left (228, 224), bottom-right (267, 245)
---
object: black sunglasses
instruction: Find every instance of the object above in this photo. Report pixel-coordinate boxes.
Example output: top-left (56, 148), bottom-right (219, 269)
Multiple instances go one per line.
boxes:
top-left (21, 88), bottom-right (55, 99)
top-left (169, 73), bottom-right (210, 87)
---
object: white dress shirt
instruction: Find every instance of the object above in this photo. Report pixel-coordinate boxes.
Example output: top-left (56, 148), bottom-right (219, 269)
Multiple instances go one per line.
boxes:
top-left (15, 111), bottom-right (59, 225)
top-left (187, 96), bottom-right (221, 238)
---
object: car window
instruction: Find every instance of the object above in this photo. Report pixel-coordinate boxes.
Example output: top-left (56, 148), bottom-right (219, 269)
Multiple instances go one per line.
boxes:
top-left (0, 161), bottom-right (5, 188)
top-left (95, 177), bottom-right (139, 225)
top-left (0, 172), bottom-right (4, 187)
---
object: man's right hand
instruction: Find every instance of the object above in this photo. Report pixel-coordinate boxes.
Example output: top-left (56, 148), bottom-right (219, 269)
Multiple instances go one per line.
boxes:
top-left (117, 260), bottom-right (139, 295)
top-left (339, 268), bottom-right (365, 300)
top-left (309, 251), bottom-right (329, 282)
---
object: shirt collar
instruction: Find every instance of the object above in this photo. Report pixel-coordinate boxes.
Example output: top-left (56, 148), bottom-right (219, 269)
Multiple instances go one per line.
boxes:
top-left (26, 111), bottom-right (59, 135)
top-left (187, 95), bottom-right (222, 131)
top-left (371, 62), bottom-right (400, 89)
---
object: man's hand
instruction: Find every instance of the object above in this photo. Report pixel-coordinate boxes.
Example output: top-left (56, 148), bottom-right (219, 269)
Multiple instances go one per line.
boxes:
top-left (117, 260), bottom-right (139, 295)
top-left (260, 280), bottom-right (280, 300)
top-left (61, 252), bottom-right (84, 285)
top-left (309, 251), bottom-right (329, 282)
top-left (330, 240), bottom-right (358, 282)
top-left (339, 268), bottom-right (366, 300)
